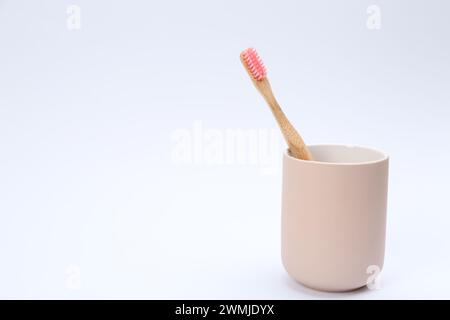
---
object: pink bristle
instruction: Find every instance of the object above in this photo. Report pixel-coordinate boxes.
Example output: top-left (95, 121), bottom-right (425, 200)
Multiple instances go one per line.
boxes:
top-left (242, 48), bottom-right (267, 81)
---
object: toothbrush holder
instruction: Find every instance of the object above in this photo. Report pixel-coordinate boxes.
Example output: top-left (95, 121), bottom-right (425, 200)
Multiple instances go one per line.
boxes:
top-left (281, 144), bottom-right (389, 292)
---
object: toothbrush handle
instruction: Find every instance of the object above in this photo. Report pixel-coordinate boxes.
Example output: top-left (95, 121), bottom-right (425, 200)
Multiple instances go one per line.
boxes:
top-left (256, 79), bottom-right (313, 160)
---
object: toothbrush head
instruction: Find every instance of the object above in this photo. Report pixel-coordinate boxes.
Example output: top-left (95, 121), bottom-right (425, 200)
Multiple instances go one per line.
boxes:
top-left (240, 48), bottom-right (267, 81)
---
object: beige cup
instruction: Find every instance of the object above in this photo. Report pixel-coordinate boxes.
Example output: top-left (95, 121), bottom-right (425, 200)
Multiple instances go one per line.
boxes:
top-left (281, 144), bottom-right (389, 292)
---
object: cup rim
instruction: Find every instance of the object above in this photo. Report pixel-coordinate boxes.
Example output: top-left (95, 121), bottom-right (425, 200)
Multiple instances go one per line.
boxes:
top-left (285, 144), bottom-right (389, 166)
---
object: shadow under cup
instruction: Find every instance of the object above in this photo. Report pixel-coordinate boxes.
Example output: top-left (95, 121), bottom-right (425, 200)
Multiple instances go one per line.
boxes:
top-left (281, 145), bottom-right (389, 292)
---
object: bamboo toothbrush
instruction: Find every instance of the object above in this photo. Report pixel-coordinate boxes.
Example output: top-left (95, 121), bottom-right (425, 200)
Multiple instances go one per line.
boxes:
top-left (240, 48), bottom-right (313, 160)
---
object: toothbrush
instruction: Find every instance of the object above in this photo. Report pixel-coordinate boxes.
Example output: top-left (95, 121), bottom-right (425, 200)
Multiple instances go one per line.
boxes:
top-left (240, 48), bottom-right (313, 160)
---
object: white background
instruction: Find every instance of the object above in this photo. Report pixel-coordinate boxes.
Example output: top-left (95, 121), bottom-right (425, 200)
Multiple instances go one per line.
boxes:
top-left (0, 0), bottom-right (449, 299)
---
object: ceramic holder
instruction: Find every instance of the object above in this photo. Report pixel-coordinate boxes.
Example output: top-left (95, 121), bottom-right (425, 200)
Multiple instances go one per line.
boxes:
top-left (281, 144), bottom-right (389, 291)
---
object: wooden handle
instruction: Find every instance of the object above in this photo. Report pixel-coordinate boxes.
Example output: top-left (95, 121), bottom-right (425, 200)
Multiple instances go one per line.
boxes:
top-left (254, 79), bottom-right (313, 160)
